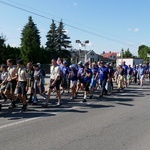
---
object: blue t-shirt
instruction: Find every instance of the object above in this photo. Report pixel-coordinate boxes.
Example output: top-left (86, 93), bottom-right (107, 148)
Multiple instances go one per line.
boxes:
top-left (77, 66), bottom-right (84, 77)
top-left (127, 67), bottom-right (133, 75)
top-left (138, 67), bottom-right (144, 75)
top-left (70, 69), bottom-right (78, 81)
top-left (83, 68), bottom-right (92, 82)
top-left (122, 65), bottom-right (128, 75)
top-left (91, 67), bottom-right (99, 75)
top-left (61, 66), bottom-right (70, 78)
top-left (98, 66), bottom-right (109, 80)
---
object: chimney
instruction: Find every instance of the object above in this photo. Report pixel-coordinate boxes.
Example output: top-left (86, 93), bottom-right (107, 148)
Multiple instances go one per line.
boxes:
top-left (109, 51), bottom-right (111, 53)
top-left (103, 51), bottom-right (105, 54)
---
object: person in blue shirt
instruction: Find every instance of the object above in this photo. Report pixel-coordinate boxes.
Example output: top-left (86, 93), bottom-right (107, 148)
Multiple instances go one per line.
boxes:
top-left (97, 61), bottom-right (109, 97)
top-left (138, 64), bottom-right (145, 86)
top-left (122, 61), bottom-right (128, 87)
top-left (148, 64), bottom-right (150, 82)
top-left (69, 64), bottom-right (78, 99)
top-left (106, 62), bottom-right (114, 92)
top-left (133, 65), bottom-right (138, 84)
top-left (127, 65), bottom-right (133, 86)
top-left (76, 61), bottom-right (84, 94)
top-left (90, 62), bottom-right (99, 91)
top-left (82, 62), bottom-right (93, 102)
top-left (61, 60), bottom-right (70, 94)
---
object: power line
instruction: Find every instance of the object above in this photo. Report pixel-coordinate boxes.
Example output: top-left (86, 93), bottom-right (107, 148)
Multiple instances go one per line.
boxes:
top-left (6, 0), bottom-right (141, 46)
top-left (0, 0), bottom-right (138, 49)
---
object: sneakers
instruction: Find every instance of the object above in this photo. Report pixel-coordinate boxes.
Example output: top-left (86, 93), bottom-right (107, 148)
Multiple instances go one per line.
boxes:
top-left (56, 102), bottom-right (61, 106)
top-left (42, 93), bottom-right (47, 100)
top-left (32, 96), bottom-right (38, 105)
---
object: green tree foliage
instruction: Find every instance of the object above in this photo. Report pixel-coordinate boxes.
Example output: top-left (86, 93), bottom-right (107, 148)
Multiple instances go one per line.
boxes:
top-left (46, 19), bottom-right (58, 59)
top-left (20, 16), bottom-right (41, 63)
top-left (57, 20), bottom-right (71, 60)
top-left (46, 19), bottom-right (71, 60)
top-left (0, 34), bottom-right (21, 64)
top-left (6, 45), bottom-right (20, 62)
top-left (123, 48), bottom-right (133, 58)
top-left (0, 35), bottom-right (6, 64)
top-left (138, 45), bottom-right (150, 61)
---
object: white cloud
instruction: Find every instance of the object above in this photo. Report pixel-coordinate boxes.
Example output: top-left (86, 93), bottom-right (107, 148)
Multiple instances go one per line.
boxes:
top-left (127, 28), bottom-right (139, 32)
top-left (134, 28), bottom-right (139, 32)
top-left (73, 2), bottom-right (77, 6)
top-left (67, 2), bottom-right (77, 7)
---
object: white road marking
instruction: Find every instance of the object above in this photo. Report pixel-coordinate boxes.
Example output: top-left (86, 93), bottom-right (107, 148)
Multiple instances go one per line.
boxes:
top-left (0, 106), bottom-right (84, 130)
top-left (0, 117), bottom-right (41, 130)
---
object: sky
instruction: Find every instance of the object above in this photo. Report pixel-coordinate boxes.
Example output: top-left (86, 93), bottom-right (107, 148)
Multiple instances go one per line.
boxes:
top-left (0, 0), bottom-right (150, 56)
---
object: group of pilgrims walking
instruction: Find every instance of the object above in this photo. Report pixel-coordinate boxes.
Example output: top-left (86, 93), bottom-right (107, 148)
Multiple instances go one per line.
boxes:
top-left (0, 57), bottom-right (150, 112)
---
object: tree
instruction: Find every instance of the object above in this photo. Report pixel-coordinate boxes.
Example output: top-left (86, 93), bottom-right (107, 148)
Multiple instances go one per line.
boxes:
top-left (57, 20), bottom-right (71, 58)
top-left (123, 48), bottom-right (133, 58)
top-left (20, 16), bottom-right (41, 63)
top-left (46, 19), bottom-right (58, 59)
top-left (0, 34), bottom-right (7, 64)
top-left (6, 45), bottom-right (20, 61)
top-left (138, 45), bottom-right (150, 61)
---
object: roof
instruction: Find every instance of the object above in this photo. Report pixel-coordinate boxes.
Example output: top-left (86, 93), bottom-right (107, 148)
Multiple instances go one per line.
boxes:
top-left (103, 52), bottom-right (118, 59)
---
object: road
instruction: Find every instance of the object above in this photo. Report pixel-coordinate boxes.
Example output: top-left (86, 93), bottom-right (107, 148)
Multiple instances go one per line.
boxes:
top-left (0, 80), bottom-right (150, 150)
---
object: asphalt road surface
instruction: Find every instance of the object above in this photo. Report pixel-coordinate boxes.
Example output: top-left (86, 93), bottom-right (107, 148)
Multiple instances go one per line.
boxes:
top-left (0, 80), bottom-right (150, 150)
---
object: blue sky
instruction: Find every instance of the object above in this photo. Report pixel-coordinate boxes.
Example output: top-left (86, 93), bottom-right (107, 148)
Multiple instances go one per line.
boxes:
top-left (0, 0), bottom-right (150, 56)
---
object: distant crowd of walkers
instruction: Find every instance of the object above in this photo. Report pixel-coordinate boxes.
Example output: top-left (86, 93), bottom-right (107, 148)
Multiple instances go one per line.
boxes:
top-left (0, 58), bottom-right (150, 112)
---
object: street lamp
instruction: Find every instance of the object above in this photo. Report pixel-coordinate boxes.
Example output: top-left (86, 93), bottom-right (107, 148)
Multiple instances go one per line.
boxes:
top-left (75, 40), bottom-right (89, 62)
top-left (121, 49), bottom-right (124, 64)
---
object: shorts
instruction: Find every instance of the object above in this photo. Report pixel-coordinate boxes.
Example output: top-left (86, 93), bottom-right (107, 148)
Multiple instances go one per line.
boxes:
top-left (78, 77), bottom-right (84, 83)
top-left (61, 77), bottom-right (67, 88)
top-left (34, 80), bottom-right (45, 94)
top-left (70, 80), bottom-right (77, 88)
top-left (17, 81), bottom-right (27, 95)
top-left (5, 80), bottom-right (17, 93)
top-left (84, 80), bottom-right (91, 91)
top-left (49, 79), bottom-right (61, 91)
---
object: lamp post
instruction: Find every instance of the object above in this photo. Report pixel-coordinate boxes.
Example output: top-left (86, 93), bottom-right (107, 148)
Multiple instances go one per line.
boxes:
top-left (75, 40), bottom-right (89, 62)
top-left (121, 49), bottom-right (124, 64)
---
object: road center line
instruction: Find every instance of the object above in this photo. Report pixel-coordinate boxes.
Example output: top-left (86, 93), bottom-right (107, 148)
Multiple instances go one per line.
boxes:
top-left (0, 117), bottom-right (42, 130)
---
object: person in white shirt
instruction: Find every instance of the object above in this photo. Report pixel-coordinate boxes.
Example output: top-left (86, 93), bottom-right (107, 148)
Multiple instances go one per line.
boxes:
top-left (16, 59), bottom-right (29, 112)
top-left (4, 59), bottom-right (18, 108)
top-left (43, 58), bottom-right (61, 107)
top-left (0, 64), bottom-right (8, 111)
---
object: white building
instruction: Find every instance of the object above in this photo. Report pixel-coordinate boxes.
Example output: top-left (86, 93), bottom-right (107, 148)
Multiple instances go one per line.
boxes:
top-left (85, 50), bottom-right (99, 62)
top-left (116, 58), bottom-right (144, 67)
